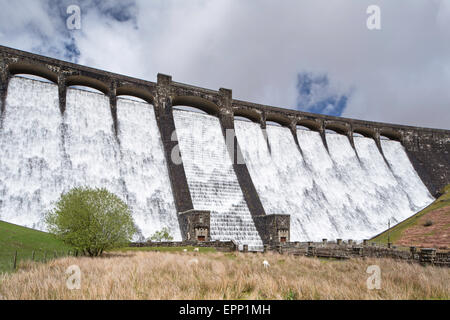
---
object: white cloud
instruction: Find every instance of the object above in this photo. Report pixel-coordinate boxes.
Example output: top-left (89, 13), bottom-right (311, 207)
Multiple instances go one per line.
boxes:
top-left (0, 0), bottom-right (449, 129)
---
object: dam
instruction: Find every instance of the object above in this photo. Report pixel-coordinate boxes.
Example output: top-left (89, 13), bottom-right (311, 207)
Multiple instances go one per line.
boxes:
top-left (0, 46), bottom-right (448, 250)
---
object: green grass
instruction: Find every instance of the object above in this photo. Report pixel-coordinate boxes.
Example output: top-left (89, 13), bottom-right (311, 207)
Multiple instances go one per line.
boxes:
top-left (0, 221), bottom-right (72, 274)
top-left (114, 246), bottom-right (217, 253)
top-left (371, 184), bottom-right (450, 245)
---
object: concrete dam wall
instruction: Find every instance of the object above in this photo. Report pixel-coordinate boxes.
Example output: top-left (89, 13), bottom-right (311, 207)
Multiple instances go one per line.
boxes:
top-left (0, 46), bottom-right (448, 249)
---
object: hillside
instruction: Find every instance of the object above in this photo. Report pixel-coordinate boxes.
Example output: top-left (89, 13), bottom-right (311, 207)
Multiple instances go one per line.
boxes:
top-left (0, 221), bottom-right (72, 273)
top-left (371, 185), bottom-right (450, 249)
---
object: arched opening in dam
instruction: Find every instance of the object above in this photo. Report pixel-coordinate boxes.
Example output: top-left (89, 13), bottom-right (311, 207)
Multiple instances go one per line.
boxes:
top-left (325, 128), bottom-right (344, 135)
top-left (266, 121), bottom-right (283, 127)
top-left (116, 86), bottom-right (154, 105)
top-left (353, 127), bottom-right (377, 140)
top-left (173, 105), bottom-right (209, 114)
top-left (296, 124), bottom-right (312, 131)
top-left (296, 119), bottom-right (322, 132)
top-left (116, 95), bottom-right (149, 104)
top-left (8, 62), bottom-right (58, 84)
top-left (66, 75), bottom-right (109, 95)
top-left (172, 96), bottom-right (219, 116)
top-left (234, 115), bottom-right (253, 123)
top-left (67, 85), bottom-right (105, 95)
top-left (11, 74), bottom-right (54, 84)
top-left (233, 109), bottom-right (261, 124)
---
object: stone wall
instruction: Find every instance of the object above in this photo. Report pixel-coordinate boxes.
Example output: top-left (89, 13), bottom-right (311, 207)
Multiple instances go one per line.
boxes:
top-left (129, 240), bottom-right (449, 266)
top-left (267, 241), bottom-right (450, 267)
top-left (130, 240), bottom-right (238, 252)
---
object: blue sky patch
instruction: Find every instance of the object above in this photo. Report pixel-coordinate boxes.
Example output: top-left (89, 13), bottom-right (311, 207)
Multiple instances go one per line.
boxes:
top-left (296, 72), bottom-right (348, 117)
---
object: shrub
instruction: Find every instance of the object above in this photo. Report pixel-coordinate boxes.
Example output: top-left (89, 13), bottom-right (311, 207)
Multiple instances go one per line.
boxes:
top-left (45, 187), bottom-right (136, 256)
top-left (424, 220), bottom-right (434, 227)
top-left (149, 227), bottom-right (173, 242)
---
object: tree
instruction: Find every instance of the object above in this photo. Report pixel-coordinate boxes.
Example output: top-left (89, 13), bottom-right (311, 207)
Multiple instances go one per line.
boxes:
top-left (149, 227), bottom-right (173, 242)
top-left (45, 187), bottom-right (136, 257)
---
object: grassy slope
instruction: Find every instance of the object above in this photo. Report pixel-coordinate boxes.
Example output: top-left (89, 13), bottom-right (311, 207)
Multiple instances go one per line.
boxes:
top-left (0, 221), bottom-right (72, 273)
top-left (371, 184), bottom-right (450, 246)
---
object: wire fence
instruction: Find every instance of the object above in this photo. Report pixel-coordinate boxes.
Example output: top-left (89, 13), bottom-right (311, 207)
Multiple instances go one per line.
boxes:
top-left (2, 249), bottom-right (80, 272)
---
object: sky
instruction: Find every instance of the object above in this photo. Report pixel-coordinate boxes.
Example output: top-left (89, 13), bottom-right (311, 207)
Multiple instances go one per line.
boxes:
top-left (0, 0), bottom-right (449, 129)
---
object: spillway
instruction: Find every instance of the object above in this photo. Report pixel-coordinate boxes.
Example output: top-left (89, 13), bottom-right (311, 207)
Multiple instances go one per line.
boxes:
top-left (0, 77), bottom-right (180, 240)
top-left (0, 77), bottom-right (64, 229)
top-left (173, 110), bottom-right (264, 250)
top-left (63, 86), bottom-right (123, 199)
top-left (116, 98), bottom-right (180, 239)
top-left (235, 119), bottom-right (434, 241)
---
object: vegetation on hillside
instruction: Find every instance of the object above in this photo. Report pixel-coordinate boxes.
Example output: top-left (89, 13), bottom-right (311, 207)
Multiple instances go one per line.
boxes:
top-left (0, 221), bottom-right (72, 274)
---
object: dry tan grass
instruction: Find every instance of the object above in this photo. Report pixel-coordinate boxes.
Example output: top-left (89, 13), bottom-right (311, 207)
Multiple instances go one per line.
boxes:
top-left (0, 251), bottom-right (448, 300)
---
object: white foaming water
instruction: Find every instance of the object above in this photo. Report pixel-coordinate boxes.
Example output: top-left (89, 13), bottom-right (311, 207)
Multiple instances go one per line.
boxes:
top-left (235, 119), bottom-right (434, 241)
top-left (235, 121), bottom-right (337, 241)
top-left (63, 88), bottom-right (123, 197)
top-left (173, 110), bottom-right (263, 250)
top-left (0, 77), bottom-right (180, 239)
top-left (381, 139), bottom-right (433, 208)
top-left (116, 98), bottom-right (180, 240)
top-left (0, 77), bottom-right (64, 229)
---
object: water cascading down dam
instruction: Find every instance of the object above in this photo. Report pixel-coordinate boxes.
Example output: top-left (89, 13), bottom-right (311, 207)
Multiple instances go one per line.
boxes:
top-left (0, 46), bottom-right (449, 249)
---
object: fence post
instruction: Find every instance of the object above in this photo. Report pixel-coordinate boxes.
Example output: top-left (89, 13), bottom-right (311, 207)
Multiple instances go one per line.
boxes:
top-left (13, 251), bottom-right (17, 270)
top-left (419, 248), bottom-right (436, 265)
top-left (32, 250), bottom-right (35, 261)
top-left (307, 246), bottom-right (316, 257)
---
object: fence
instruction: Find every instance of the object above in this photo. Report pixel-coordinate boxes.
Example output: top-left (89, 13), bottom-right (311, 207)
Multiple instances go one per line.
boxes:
top-left (262, 241), bottom-right (450, 267)
top-left (1, 249), bottom-right (79, 272)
